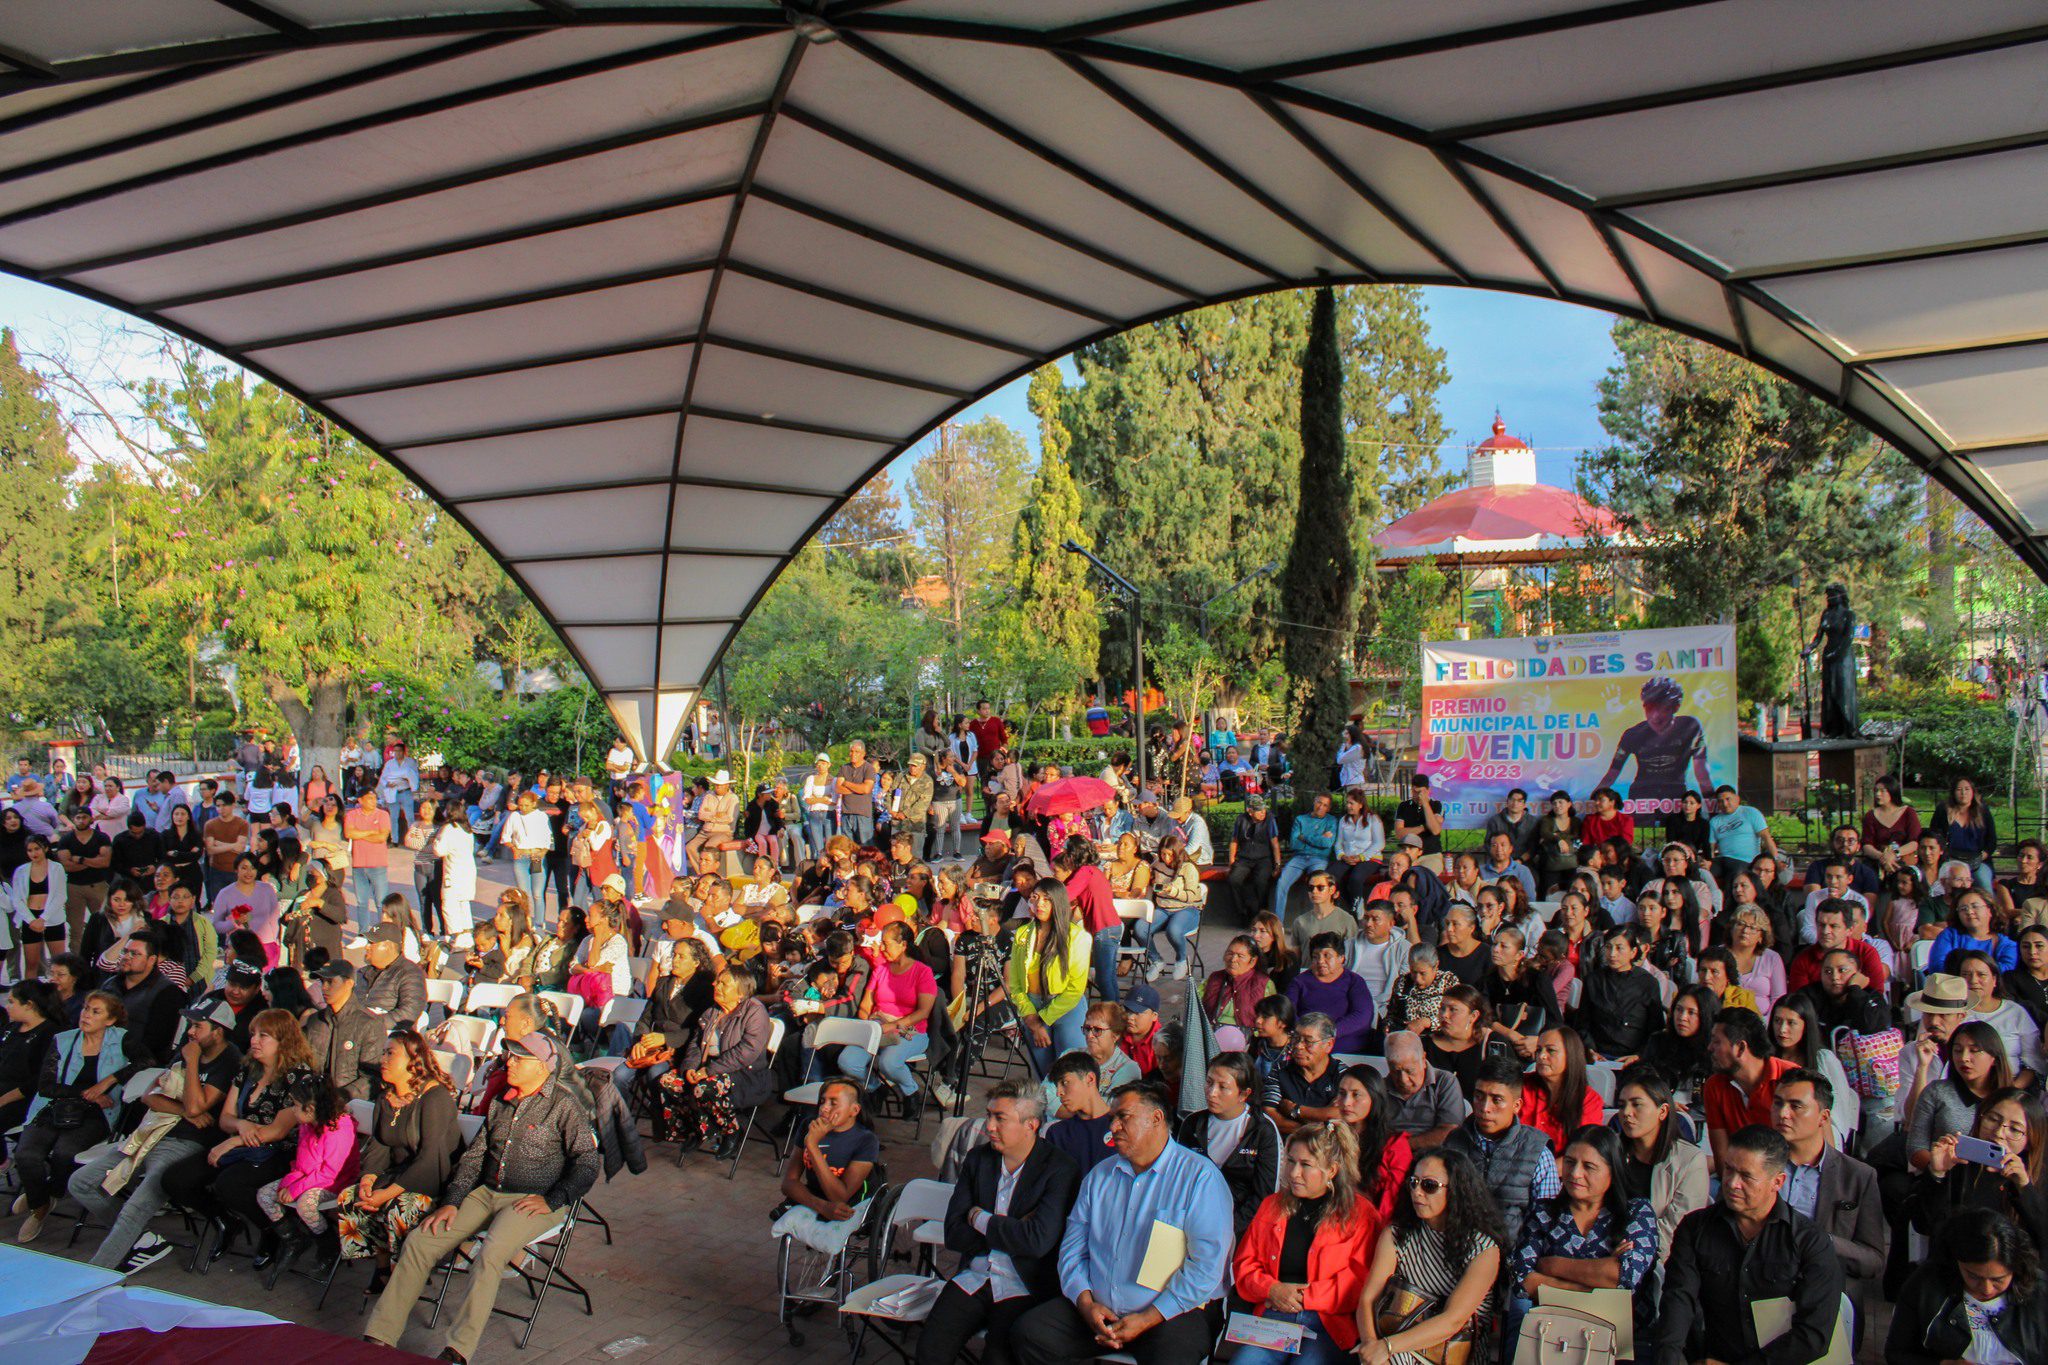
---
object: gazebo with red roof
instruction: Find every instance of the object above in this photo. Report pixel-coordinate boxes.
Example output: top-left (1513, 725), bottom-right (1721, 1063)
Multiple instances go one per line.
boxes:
top-left (1374, 415), bottom-right (1619, 567)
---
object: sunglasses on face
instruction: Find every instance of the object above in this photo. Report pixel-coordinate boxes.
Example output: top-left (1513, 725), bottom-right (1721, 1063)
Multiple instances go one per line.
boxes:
top-left (1407, 1176), bottom-right (1447, 1195)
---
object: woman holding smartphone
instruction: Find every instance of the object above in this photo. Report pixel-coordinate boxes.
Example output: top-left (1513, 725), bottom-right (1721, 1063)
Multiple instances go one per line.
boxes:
top-left (1911, 1087), bottom-right (2048, 1251)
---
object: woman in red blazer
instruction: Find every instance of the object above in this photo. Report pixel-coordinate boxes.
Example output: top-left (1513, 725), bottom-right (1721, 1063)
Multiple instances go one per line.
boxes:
top-left (1232, 1122), bottom-right (1384, 1364)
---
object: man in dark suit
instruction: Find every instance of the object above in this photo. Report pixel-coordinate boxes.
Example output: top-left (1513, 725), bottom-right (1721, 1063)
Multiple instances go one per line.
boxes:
top-left (1773, 1067), bottom-right (1885, 1348)
top-left (916, 1080), bottom-right (1081, 1365)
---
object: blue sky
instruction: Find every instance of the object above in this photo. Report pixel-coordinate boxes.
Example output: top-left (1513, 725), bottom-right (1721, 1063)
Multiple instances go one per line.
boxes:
top-left (2, 273), bottom-right (1622, 490)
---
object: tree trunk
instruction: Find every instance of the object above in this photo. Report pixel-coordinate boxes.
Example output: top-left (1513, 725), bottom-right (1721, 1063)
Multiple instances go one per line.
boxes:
top-left (264, 670), bottom-right (350, 781)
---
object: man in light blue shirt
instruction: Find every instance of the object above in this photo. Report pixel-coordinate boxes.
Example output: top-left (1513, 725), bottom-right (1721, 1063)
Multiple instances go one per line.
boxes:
top-left (1479, 830), bottom-right (1537, 902)
top-left (1708, 784), bottom-right (1775, 888)
top-left (131, 771), bottom-right (173, 833)
top-left (1013, 1082), bottom-right (1231, 1364)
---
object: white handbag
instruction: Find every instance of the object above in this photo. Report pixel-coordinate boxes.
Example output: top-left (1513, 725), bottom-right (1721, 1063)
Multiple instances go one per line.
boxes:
top-left (1511, 1304), bottom-right (1618, 1365)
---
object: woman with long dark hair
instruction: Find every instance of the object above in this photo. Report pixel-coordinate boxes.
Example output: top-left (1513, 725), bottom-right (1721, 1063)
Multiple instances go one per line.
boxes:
top-left (1769, 994), bottom-right (1856, 1148)
top-left (1612, 1066), bottom-right (1709, 1268)
top-left (1911, 1086), bottom-right (2048, 1251)
top-left (1333, 1062), bottom-right (1412, 1222)
top-left (1910, 1021), bottom-right (2017, 1173)
top-left (1251, 910), bottom-right (1300, 993)
top-left (1355, 1148), bottom-right (1505, 1365)
top-left (1007, 877), bottom-right (1089, 1075)
top-left (1519, 1026), bottom-right (1600, 1153)
top-left (0, 978), bottom-right (62, 1136)
top-left (335, 1026), bottom-right (461, 1289)
top-left (1642, 984), bottom-right (1719, 1098)
top-left (1483, 925), bottom-right (1555, 1063)
top-left (1887, 1207), bottom-right (2048, 1365)
top-left (1933, 776), bottom-right (1998, 892)
top-left (1176, 1052), bottom-right (1283, 1239)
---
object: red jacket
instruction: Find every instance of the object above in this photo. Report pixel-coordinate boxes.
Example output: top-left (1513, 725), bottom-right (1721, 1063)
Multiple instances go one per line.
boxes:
top-left (968, 717), bottom-right (1008, 768)
top-left (1233, 1193), bottom-right (1382, 1350)
top-left (1064, 864), bottom-right (1118, 935)
top-left (1579, 812), bottom-right (1635, 849)
top-left (1518, 1080), bottom-right (1604, 1153)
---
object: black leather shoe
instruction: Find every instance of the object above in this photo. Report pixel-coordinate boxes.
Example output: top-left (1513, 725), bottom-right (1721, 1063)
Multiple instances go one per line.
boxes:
top-left (249, 1227), bottom-right (281, 1270)
top-left (261, 1222), bottom-right (310, 1288)
top-left (204, 1216), bottom-right (240, 1266)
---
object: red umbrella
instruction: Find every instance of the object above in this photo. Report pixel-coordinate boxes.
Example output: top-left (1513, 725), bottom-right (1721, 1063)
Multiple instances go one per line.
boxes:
top-left (1023, 775), bottom-right (1118, 818)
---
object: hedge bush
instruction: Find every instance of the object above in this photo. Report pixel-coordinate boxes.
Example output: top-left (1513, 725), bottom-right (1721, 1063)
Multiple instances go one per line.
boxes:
top-left (1866, 685), bottom-right (2015, 796)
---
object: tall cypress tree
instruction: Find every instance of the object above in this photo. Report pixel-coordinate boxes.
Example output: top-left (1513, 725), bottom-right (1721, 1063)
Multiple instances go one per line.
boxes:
top-left (1279, 287), bottom-right (1357, 793)
top-left (0, 329), bottom-right (76, 701)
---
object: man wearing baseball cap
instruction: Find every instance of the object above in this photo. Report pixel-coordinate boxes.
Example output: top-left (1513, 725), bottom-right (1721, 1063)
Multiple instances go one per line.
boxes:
top-left (304, 960), bottom-right (384, 1101)
top-left (67, 998), bottom-right (243, 1274)
top-left (183, 957), bottom-right (267, 1053)
top-left (899, 752), bottom-right (934, 861)
top-left (358, 923), bottom-right (426, 1025)
top-left (366, 1030), bottom-right (598, 1363)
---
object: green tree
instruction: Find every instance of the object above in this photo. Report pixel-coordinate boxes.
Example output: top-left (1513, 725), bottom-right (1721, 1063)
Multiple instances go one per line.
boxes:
top-left (987, 366), bottom-right (1098, 718)
top-left (0, 330), bottom-right (78, 703)
top-left (1279, 288), bottom-right (1356, 791)
top-left (1579, 319), bottom-right (1919, 626)
top-left (817, 467), bottom-right (914, 586)
top-left (907, 417), bottom-right (1028, 641)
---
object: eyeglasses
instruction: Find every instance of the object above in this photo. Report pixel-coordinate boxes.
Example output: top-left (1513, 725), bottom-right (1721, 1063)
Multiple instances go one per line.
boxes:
top-left (1407, 1176), bottom-right (1447, 1195)
top-left (1081, 1025), bottom-right (1115, 1036)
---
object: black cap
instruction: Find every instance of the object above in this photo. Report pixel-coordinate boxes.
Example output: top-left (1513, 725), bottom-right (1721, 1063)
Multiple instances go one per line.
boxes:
top-left (314, 960), bottom-right (356, 982)
top-left (368, 924), bottom-right (406, 949)
top-left (225, 960), bottom-right (263, 985)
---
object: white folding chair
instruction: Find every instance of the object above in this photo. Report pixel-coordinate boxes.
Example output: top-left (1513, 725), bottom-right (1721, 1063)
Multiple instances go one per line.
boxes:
top-left (1586, 1063), bottom-right (1619, 1105)
top-left (877, 1177), bottom-right (954, 1277)
top-left (437, 1013), bottom-right (499, 1057)
top-left (599, 996), bottom-right (647, 1033)
top-left (346, 1098), bottom-right (374, 1132)
top-left (1567, 977), bottom-right (1584, 1010)
top-left (464, 982), bottom-right (522, 1015)
top-left (434, 1049), bottom-right (473, 1095)
top-left (627, 956), bottom-right (651, 994)
top-left (781, 1017), bottom-right (883, 1156)
top-left (456, 1113), bottom-right (485, 1144)
top-left (424, 977), bottom-right (466, 1023)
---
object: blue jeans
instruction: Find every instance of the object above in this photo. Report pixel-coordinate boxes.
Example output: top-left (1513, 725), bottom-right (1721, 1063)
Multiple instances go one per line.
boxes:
top-left (1273, 854), bottom-right (1326, 915)
top-left (1092, 926), bottom-right (1123, 1004)
top-left (1022, 996), bottom-right (1086, 1078)
top-left (841, 1029), bottom-right (928, 1097)
top-left (351, 865), bottom-right (390, 931)
top-left (387, 789), bottom-right (417, 837)
top-left (803, 812), bottom-right (831, 859)
top-left (616, 1059), bottom-right (669, 1109)
top-left (1231, 1309), bottom-right (1348, 1365)
top-left (842, 811), bottom-right (874, 847)
top-left (1147, 905), bottom-right (1201, 968)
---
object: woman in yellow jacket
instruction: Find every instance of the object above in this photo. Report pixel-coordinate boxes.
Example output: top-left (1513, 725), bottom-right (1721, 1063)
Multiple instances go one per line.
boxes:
top-left (1008, 878), bottom-right (1092, 1076)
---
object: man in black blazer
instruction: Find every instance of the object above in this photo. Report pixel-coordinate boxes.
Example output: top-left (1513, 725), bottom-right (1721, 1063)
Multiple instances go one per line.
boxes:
top-left (916, 1080), bottom-right (1081, 1365)
top-left (1773, 1067), bottom-right (1886, 1349)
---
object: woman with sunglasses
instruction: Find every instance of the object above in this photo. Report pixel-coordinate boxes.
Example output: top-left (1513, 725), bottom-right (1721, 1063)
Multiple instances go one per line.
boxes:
top-left (1354, 1147), bottom-right (1504, 1365)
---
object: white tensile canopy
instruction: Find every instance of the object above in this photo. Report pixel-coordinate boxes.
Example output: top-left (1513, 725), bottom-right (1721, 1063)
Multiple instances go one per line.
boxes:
top-left (5, 2), bottom-right (2046, 755)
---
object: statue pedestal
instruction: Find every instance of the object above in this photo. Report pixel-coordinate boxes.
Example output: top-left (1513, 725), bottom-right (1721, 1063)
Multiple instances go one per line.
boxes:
top-left (1738, 735), bottom-right (1892, 816)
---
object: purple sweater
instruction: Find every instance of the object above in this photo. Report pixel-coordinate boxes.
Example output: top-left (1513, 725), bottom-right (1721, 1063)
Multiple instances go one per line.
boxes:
top-left (1284, 969), bottom-right (1376, 1053)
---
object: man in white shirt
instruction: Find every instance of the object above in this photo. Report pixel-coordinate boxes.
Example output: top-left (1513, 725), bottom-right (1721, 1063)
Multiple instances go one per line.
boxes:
top-left (377, 742), bottom-right (420, 843)
top-left (604, 737), bottom-right (634, 802)
top-left (916, 1083), bottom-right (1082, 1365)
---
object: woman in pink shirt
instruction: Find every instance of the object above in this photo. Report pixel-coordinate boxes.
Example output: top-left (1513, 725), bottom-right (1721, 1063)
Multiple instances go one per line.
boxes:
top-left (212, 854), bottom-right (281, 968)
top-left (89, 777), bottom-right (132, 840)
top-left (844, 921), bottom-right (937, 1115)
top-left (1056, 839), bottom-right (1121, 1004)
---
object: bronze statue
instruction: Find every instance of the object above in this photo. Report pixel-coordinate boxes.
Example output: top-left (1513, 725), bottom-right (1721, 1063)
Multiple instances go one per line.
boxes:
top-left (1803, 583), bottom-right (1861, 738)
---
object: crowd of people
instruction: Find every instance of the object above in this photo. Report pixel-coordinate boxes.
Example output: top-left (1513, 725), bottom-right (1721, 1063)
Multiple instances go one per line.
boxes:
top-left (6, 715), bottom-right (2048, 1364)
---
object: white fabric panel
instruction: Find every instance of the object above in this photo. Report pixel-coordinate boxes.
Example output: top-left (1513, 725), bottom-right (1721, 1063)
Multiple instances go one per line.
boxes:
top-left (653, 689), bottom-right (698, 766)
top-left (668, 485), bottom-right (834, 556)
top-left (0, 40), bottom-right (453, 176)
top-left (604, 691), bottom-right (654, 761)
top-left (896, 41), bottom-right (1341, 279)
top-left (658, 625), bottom-right (733, 688)
top-left (786, 37), bottom-right (1259, 299)
top-left (676, 415), bottom-right (890, 494)
top-left (518, 555), bottom-right (665, 625)
top-left (566, 628), bottom-right (655, 690)
top-left (1770, 242), bottom-right (2048, 358)
top-left (389, 414), bottom-right (679, 497)
top-left (662, 554), bottom-right (781, 621)
top-left (712, 271), bottom-right (1023, 394)
top-left (687, 343), bottom-right (956, 437)
top-left (1303, 0), bottom-right (2034, 133)
top-left (737, 197), bottom-right (1092, 350)
top-left (0, 33), bottom-right (786, 267)
top-left (156, 196), bottom-right (734, 345)
top-left (250, 271), bottom-right (713, 394)
top-left (1478, 41), bottom-right (2048, 203)
top-left (0, 31), bottom-right (674, 219)
top-left (328, 343), bottom-right (693, 447)
top-left (1462, 168), bottom-right (1638, 307)
top-left (1628, 143), bottom-right (2048, 276)
top-left (0, 0), bottom-right (270, 63)
top-left (477, 488), bottom-right (675, 561)
top-left (1118, 0), bottom-right (1562, 69)
top-left (756, 116), bottom-right (1184, 322)
top-left (1105, 67), bottom-right (1444, 279)
top-left (1972, 446), bottom-right (2048, 526)
top-left (1734, 298), bottom-right (1846, 398)
top-left (1284, 105), bottom-right (1541, 285)
top-left (1613, 233), bottom-right (1744, 344)
top-left (1870, 345), bottom-right (2048, 448)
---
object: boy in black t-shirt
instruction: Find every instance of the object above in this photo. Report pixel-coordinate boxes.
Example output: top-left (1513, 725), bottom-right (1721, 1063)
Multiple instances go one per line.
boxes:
top-left (54, 809), bottom-right (113, 945)
top-left (1393, 775), bottom-right (1445, 874)
top-left (1042, 1051), bottom-right (1115, 1174)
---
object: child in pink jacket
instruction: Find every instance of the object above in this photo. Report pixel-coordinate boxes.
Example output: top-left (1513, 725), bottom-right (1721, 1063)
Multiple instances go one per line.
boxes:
top-left (256, 1075), bottom-right (356, 1287)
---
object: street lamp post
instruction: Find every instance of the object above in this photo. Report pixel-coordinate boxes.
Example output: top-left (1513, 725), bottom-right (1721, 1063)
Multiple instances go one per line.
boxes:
top-left (1064, 540), bottom-right (1147, 788)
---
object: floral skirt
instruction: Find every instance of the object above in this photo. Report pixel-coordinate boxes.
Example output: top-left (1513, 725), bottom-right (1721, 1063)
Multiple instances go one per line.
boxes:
top-left (653, 1071), bottom-right (739, 1144)
top-left (335, 1187), bottom-right (436, 1261)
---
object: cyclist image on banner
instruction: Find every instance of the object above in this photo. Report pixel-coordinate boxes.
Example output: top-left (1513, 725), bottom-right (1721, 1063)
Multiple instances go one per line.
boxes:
top-left (1597, 676), bottom-right (1713, 816)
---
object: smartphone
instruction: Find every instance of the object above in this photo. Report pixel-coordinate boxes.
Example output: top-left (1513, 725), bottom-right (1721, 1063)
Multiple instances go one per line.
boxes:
top-left (1953, 1135), bottom-right (2007, 1166)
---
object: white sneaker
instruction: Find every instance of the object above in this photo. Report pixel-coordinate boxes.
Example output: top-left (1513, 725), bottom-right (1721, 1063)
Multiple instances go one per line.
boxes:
top-left (929, 1078), bottom-right (958, 1109)
top-left (1144, 962), bottom-right (1165, 982)
top-left (1172, 962), bottom-right (1189, 981)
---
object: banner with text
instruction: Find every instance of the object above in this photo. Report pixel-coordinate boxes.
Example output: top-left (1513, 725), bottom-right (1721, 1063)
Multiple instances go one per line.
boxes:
top-left (1418, 625), bottom-right (1737, 828)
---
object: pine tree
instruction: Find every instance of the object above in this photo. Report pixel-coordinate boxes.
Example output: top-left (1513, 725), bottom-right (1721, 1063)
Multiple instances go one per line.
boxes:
top-left (1280, 288), bottom-right (1357, 792)
top-left (0, 329), bottom-right (77, 700)
top-left (907, 416), bottom-right (1028, 640)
